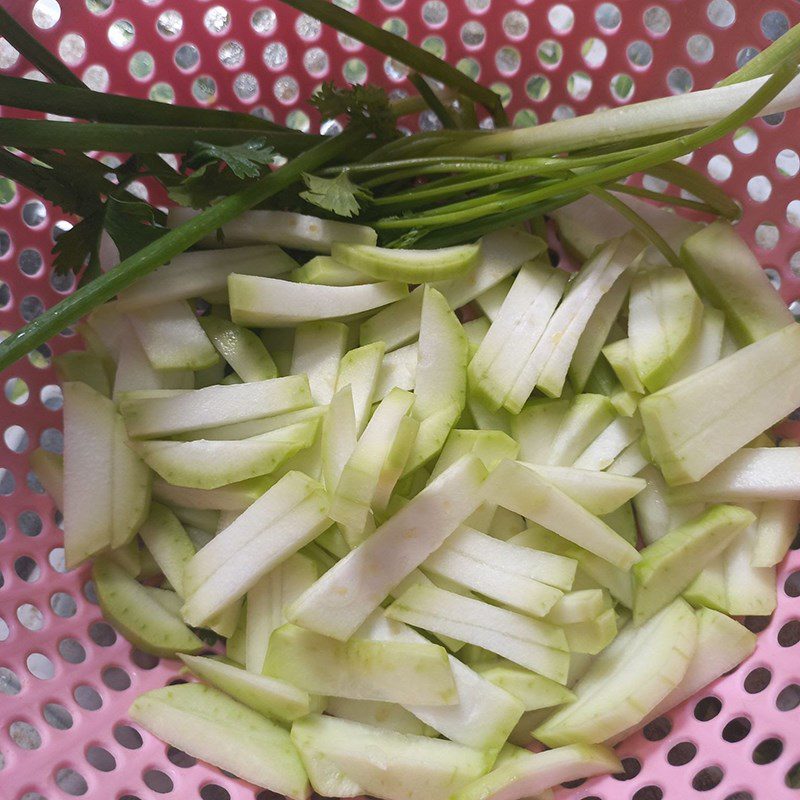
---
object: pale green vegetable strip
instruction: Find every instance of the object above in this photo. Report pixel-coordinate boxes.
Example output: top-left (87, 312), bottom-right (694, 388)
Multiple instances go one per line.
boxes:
top-left (360, 229), bottom-right (546, 350)
top-left (533, 599), bottom-right (697, 746)
top-left (130, 683), bottom-right (309, 800)
top-left (607, 608), bottom-right (756, 745)
top-left (487, 460), bottom-right (641, 570)
top-left (640, 323), bottom-right (800, 485)
top-left (291, 713), bottom-right (490, 800)
top-left (569, 270), bottom-right (634, 393)
top-left (334, 341), bottom-right (385, 435)
top-left (507, 232), bottom-right (645, 407)
top-left (229, 275), bottom-right (408, 327)
top-left (137, 503), bottom-right (195, 597)
top-left (290, 321), bottom-right (348, 404)
top-left (387, 584), bottom-right (569, 682)
top-left (288, 456), bottom-right (488, 640)
top-left (628, 266), bottom-right (703, 391)
top-left (681, 221), bottom-right (795, 344)
top-left (264, 623), bottom-right (457, 705)
top-left (180, 654), bottom-right (313, 722)
top-left (359, 611), bottom-right (524, 751)
top-left (117, 245), bottom-right (298, 311)
top-left (332, 241), bottom-right (481, 282)
top-left (290, 255), bottom-right (378, 286)
top-left (632, 504), bottom-right (753, 624)
top-left (121, 375), bottom-right (311, 438)
top-left (170, 206), bottom-right (377, 252)
top-left (200, 316), bottom-right (278, 381)
top-left (128, 300), bottom-right (218, 371)
top-left (668, 447), bottom-right (800, 503)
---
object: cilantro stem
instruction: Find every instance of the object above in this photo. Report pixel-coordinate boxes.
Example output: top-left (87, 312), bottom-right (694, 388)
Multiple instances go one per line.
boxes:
top-left (647, 161), bottom-right (740, 220)
top-left (275, 0), bottom-right (507, 126)
top-left (609, 183), bottom-right (717, 215)
top-left (0, 119), bottom-right (317, 157)
top-left (0, 128), bottom-right (362, 373)
top-left (377, 61), bottom-right (800, 229)
top-left (435, 71), bottom-right (800, 158)
top-left (0, 148), bottom-right (96, 215)
top-left (0, 8), bottom-right (83, 87)
top-left (408, 73), bottom-right (459, 129)
top-left (718, 23), bottom-right (800, 86)
top-left (588, 185), bottom-right (683, 270)
top-left (0, 75), bottom-right (294, 135)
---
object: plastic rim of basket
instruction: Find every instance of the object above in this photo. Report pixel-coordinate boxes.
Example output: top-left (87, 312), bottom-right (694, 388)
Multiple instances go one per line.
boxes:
top-left (0, 1), bottom-right (799, 799)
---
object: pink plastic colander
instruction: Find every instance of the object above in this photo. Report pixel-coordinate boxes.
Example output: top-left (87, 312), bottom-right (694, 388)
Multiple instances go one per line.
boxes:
top-left (0, 1), bottom-right (799, 799)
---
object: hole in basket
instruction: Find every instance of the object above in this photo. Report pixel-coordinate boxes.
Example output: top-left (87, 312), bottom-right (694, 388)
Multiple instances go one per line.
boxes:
top-left (722, 716), bottom-right (751, 742)
top-left (48, 547), bottom-right (66, 573)
top-left (503, 10), bottom-right (528, 38)
top-left (89, 621), bottom-right (116, 647)
top-left (632, 788), bottom-right (663, 800)
top-left (10, 720), bottom-right (42, 750)
top-left (84, 580), bottom-right (98, 604)
top-left (131, 649), bottom-right (159, 670)
top-left (86, 745), bottom-right (116, 772)
top-left (743, 614), bottom-right (772, 633)
top-left (777, 149), bottom-right (800, 177)
top-left (144, 769), bottom-right (174, 794)
top-left (15, 555), bottom-right (40, 583)
top-left (114, 724), bottom-right (142, 749)
top-left (778, 619), bottom-right (800, 647)
top-left (167, 747), bottom-right (197, 768)
top-left (56, 766), bottom-right (88, 796)
top-left (762, 11), bottom-right (789, 42)
top-left (724, 793), bottom-right (754, 800)
top-left (692, 765), bottom-right (724, 791)
top-left (0, 667), bottom-right (21, 695)
top-left (787, 762), bottom-right (800, 789)
top-left (58, 637), bottom-right (86, 664)
top-left (753, 737), bottom-right (783, 765)
top-left (201, 786), bottom-right (231, 800)
top-left (595, 2), bottom-right (621, 31)
top-left (707, 0), bottom-right (735, 28)
top-left (756, 224), bottom-right (780, 251)
top-left (17, 603), bottom-right (44, 631)
top-left (613, 757), bottom-right (641, 781)
top-left (102, 666), bottom-right (131, 692)
top-left (20, 793), bottom-right (47, 800)
top-left (687, 34), bottom-right (714, 64)
top-left (562, 778), bottom-right (585, 789)
top-left (0, 617), bottom-right (8, 642)
top-left (777, 683), bottom-right (800, 711)
top-left (643, 716), bottom-right (672, 741)
top-left (27, 652), bottom-right (54, 680)
top-left (157, 9), bottom-right (182, 37)
top-left (51, 592), bottom-right (76, 617)
top-left (19, 509), bottom-right (43, 537)
top-left (694, 696), bottom-right (722, 721)
top-left (668, 741), bottom-right (697, 766)
top-left (644, 5), bottom-right (670, 34)
top-left (43, 702), bottom-right (72, 730)
top-left (74, 685), bottom-right (102, 711)
top-left (251, 7), bottom-right (277, 35)
top-left (744, 666), bottom-right (772, 693)
top-left (627, 40), bottom-right (653, 68)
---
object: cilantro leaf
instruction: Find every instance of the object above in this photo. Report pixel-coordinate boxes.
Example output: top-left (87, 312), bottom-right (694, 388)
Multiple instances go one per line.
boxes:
top-left (311, 82), bottom-right (399, 139)
top-left (184, 138), bottom-right (276, 180)
top-left (103, 194), bottom-right (168, 260)
top-left (299, 172), bottom-right (371, 218)
top-left (52, 210), bottom-right (105, 277)
top-left (168, 163), bottom-right (250, 209)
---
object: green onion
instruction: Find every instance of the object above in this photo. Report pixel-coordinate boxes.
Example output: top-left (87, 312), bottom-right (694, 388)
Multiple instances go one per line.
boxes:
top-left (0, 129), bottom-right (362, 371)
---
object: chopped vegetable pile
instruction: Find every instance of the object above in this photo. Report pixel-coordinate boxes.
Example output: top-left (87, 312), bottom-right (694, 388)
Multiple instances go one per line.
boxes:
top-left (4, 2), bottom-right (800, 799)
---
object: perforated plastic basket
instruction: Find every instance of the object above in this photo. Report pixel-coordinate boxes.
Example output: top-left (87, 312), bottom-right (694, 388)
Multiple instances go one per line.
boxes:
top-left (0, 1), bottom-right (799, 798)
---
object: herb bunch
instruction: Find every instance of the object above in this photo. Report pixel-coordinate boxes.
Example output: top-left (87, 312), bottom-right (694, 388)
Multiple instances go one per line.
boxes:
top-left (0, 0), bottom-right (798, 371)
